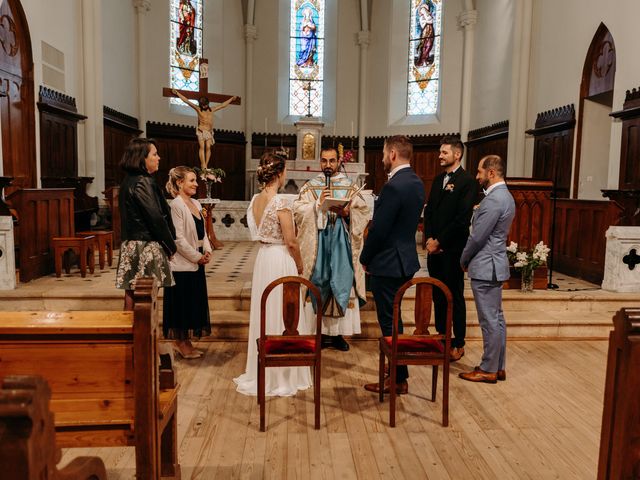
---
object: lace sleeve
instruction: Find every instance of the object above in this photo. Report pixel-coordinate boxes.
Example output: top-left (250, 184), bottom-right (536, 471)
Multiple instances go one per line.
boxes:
top-left (274, 194), bottom-right (293, 212)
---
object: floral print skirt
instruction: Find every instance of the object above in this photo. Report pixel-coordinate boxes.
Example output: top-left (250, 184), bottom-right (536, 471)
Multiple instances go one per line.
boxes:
top-left (115, 240), bottom-right (174, 290)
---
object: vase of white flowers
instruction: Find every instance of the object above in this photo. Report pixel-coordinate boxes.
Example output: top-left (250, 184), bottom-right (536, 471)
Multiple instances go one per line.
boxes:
top-left (194, 167), bottom-right (225, 199)
top-left (507, 241), bottom-right (550, 292)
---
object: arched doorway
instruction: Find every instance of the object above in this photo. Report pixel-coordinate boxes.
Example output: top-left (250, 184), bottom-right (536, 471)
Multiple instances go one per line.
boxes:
top-left (0, 0), bottom-right (36, 192)
top-left (572, 23), bottom-right (616, 199)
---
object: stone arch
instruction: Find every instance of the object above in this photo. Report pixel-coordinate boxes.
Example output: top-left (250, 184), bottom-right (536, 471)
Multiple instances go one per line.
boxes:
top-left (0, 0), bottom-right (36, 191)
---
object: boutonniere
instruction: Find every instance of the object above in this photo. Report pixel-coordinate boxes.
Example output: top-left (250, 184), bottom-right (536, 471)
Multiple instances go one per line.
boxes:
top-left (444, 183), bottom-right (455, 192)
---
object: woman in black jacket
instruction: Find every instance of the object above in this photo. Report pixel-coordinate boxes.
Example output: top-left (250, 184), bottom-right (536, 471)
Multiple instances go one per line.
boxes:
top-left (115, 138), bottom-right (177, 310)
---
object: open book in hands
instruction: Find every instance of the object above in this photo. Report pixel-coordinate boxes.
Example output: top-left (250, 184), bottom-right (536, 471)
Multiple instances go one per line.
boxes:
top-left (319, 183), bottom-right (366, 213)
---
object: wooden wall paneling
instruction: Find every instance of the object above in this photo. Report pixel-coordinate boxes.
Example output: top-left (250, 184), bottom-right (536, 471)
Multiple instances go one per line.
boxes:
top-left (104, 186), bottom-right (120, 248)
top-left (0, 0), bottom-right (36, 194)
top-left (553, 199), bottom-right (623, 284)
top-left (505, 179), bottom-right (553, 251)
top-left (465, 120), bottom-right (509, 177)
top-left (103, 106), bottom-right (142, 188)
top-left (37, 87), bottom-right (87, 179)
top-left (6, 188), bottom-right (75, 282)
top-left (526, 105), bottom-right (576, 199)
top-left (147, 122), bottom-right (246, 200)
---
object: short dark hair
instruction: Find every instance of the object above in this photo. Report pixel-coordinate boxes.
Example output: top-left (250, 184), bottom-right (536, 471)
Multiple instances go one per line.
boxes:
top-left (440, 135), bottom-right (464, 158)
top-left (320, 147), bottom-right (338, 159)
top-left (120, 137), bottom-right (158, 174)
top-left (384, 135), bottom-right (413, 160)
top-left (480, 155), bottom-right (505, 178)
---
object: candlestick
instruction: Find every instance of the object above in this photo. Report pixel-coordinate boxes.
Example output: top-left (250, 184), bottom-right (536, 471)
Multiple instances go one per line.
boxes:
top-left (351, 120), bottom-right (354, 138)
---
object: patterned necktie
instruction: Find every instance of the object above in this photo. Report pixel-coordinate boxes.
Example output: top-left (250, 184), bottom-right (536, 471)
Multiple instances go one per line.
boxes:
top-left (442, 173), bottom-right (450, 189)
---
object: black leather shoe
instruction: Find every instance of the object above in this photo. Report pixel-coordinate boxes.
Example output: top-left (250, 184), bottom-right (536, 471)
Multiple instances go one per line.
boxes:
top-left (321, 334), bottom-right (332, 349)
top-left (332, 335), bottom-right (350, 351)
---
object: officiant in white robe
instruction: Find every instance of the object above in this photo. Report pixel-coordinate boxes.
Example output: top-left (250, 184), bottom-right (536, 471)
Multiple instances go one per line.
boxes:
top-left (294, 146), bottom-right (369, 351)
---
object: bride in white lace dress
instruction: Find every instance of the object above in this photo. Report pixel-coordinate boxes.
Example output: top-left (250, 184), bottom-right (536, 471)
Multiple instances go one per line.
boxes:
top-left (234, 152), bottom-right (313, 396)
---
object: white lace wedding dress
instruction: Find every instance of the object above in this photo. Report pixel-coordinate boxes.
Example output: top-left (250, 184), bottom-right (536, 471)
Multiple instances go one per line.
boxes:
top-left (233, 194), bottom-right (313, 396)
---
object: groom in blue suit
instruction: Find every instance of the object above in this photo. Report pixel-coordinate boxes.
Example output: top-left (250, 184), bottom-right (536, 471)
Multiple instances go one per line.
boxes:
top-left (459, 155), bottom-right (515, 383)
top-left (360, 135), bottom-right (425, 394)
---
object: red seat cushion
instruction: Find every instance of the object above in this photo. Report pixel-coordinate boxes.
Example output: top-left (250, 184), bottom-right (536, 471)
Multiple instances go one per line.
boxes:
top-left (264, 337), bottom-right (316, 355)
top-left (383, 336), bottom-right (444, 353)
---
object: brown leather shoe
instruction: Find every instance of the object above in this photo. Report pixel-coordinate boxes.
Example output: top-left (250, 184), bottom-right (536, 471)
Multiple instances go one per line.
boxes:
top-left (459, 368), bottom-right (497, 383)
top-left (474, 365), bottom-right (506, 381)
top-left (450, 347), bottom-right (465, 362)
top-left (364, 378), bottom-right (408, 395)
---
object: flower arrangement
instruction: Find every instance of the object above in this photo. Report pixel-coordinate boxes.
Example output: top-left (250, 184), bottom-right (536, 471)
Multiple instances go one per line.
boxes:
top-left (507, 241), bottom-right (550, 291)
top-left (338, 143), bottom-right (354, 162)
top-left (194, 167), bottom-right (225, 183)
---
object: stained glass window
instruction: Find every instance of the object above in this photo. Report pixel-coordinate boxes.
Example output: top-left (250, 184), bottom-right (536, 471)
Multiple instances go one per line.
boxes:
top-left (407, 0), bottom-right (442, 115)
top-left (289, 0), bottom-right (325, 117)
top-left (169, 0), bottom-right (203, 105)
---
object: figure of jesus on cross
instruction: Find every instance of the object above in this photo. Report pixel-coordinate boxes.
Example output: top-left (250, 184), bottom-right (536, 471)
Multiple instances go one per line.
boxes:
top-left (163, 59), bottom-right (241, 171)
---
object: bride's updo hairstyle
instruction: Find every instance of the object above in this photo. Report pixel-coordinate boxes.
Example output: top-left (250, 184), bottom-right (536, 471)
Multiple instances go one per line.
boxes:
top-left (256, 151), bottom-right (286, 189)
top-left (166, 166), bottom-right (195, 198)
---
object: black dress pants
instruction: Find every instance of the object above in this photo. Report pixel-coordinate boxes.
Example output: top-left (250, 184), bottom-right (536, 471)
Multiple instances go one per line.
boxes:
top-left (427, 251), bottom-right (466, 348)
top-left (369, 274), bottom-right (412, 382)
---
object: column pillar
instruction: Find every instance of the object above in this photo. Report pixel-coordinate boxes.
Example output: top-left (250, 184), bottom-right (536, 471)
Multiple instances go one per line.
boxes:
top-left (357, 30), bottom-right (370, 164)
top-left (507, 0), bottom-right (533, 176)
top-left (81, 0), bottom-right (105, 195)
top-left (133, 0), bottom-right (151, 135)
top-left (457, 9), bottom-right (477, 146)
top-left (244, 24), bottom-right (257, 171)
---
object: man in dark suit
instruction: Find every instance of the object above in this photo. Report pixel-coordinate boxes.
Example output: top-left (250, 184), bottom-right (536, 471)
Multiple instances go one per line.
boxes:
top-left (360, 135), bottom-right (426, 394)
top-left (424, 136), bottom-right (477, 362)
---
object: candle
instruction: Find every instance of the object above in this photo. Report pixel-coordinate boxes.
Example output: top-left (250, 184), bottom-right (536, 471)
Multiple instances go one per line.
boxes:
top-left (264, 117), bottom-right (268, 133)
top-left (333, 122), bottom-right (336, 137)
top-left (280, 122), bottom-right (283, 136)
top-left (351, 121), bottom-right (354, 137)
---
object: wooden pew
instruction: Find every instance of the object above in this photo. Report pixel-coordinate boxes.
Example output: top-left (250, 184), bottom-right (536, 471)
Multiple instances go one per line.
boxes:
top-left (598, 307), bottom-right (640, 479)
top-left (0, 374), bottom-right (107, 480)
top-left (0, 278), bottom-right (180, 479)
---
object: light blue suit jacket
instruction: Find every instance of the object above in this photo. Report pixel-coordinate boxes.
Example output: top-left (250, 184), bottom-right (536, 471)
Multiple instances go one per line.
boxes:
top-left (460, 183), bottom-right (516, 282)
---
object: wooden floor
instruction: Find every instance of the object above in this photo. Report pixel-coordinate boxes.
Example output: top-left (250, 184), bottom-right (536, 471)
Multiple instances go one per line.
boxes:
top-left (60, 339), bottom-right (606, 479)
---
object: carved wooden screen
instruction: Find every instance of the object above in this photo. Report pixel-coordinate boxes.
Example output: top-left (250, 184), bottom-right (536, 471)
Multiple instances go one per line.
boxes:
top-left (146, 122), bottom-right (246, 200)
top-left (0, 0), bottom-right (36, 193)
top-left (103, 107), bottom-right (142, 188)
top-left (527, 105), bottom-right (576, 199)
top-left (465, 120), bottom-right (509, 178)
top-left (613, 88), bottom-right (640, 190)
top-left (37, 87), bottom-right (86, 179)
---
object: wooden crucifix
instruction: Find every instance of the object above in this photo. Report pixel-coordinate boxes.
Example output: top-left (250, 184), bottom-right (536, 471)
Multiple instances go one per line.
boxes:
top-left (162, 58), bottom-right (241, 171)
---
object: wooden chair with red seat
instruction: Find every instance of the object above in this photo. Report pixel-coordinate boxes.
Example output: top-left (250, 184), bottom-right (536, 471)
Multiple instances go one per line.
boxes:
top-left (257, 276), bottom-right (322, 432)
top-left (379, 276), bottom-right (452, 427)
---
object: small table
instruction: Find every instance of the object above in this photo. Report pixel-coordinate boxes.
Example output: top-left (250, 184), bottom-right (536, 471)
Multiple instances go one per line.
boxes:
top-left (199, 198), bottom-right (224, 250)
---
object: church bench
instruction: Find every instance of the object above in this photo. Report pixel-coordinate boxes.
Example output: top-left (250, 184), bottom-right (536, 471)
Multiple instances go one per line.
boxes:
top-left (0, 374), bottom-right (107, 480)
top-left (0, 278), bottom-right (181, 479)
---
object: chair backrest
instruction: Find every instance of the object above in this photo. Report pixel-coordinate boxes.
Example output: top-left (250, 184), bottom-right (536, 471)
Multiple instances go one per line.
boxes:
top-left (260, 276), bottom-right (322, 338)
top-left (392, 277), bottom-right (453, 339)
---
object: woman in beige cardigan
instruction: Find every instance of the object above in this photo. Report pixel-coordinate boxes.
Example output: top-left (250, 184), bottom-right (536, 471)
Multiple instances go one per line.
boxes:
top-left (163, 166), bottom-right (212, 358)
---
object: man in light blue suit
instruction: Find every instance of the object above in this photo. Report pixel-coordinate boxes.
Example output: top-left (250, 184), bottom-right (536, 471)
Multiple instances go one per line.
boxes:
top-left (459, 155), bottom-right (515, 384)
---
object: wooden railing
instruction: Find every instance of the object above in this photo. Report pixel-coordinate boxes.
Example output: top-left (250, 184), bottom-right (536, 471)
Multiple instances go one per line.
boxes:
top-left (598, 308), bottom-right (640, 479)
top-left (6, 188), bottom-right (75, 282)
top-left (554, 199), bottom-right (623, 284)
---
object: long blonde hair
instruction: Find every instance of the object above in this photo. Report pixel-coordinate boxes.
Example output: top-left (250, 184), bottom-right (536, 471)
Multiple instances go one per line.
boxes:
top-left (166, 166), bottom-right (195, 198)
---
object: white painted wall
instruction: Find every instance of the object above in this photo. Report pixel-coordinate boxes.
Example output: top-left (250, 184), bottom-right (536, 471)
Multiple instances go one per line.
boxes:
top-left (469, 0), bottom-right (513, 129)
top-left (578, 99), bottom-right (611, 199)
top-left (526, 0), bottom-right (640, 186)
top-left (144, 0), bottom-right (244, 131)
top-left (101, 0), bottom-right (136, 116)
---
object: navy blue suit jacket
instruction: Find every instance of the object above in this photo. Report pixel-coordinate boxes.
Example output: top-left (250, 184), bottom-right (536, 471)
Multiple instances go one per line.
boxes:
top-left (360, 167), bottom-right (426, 277)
